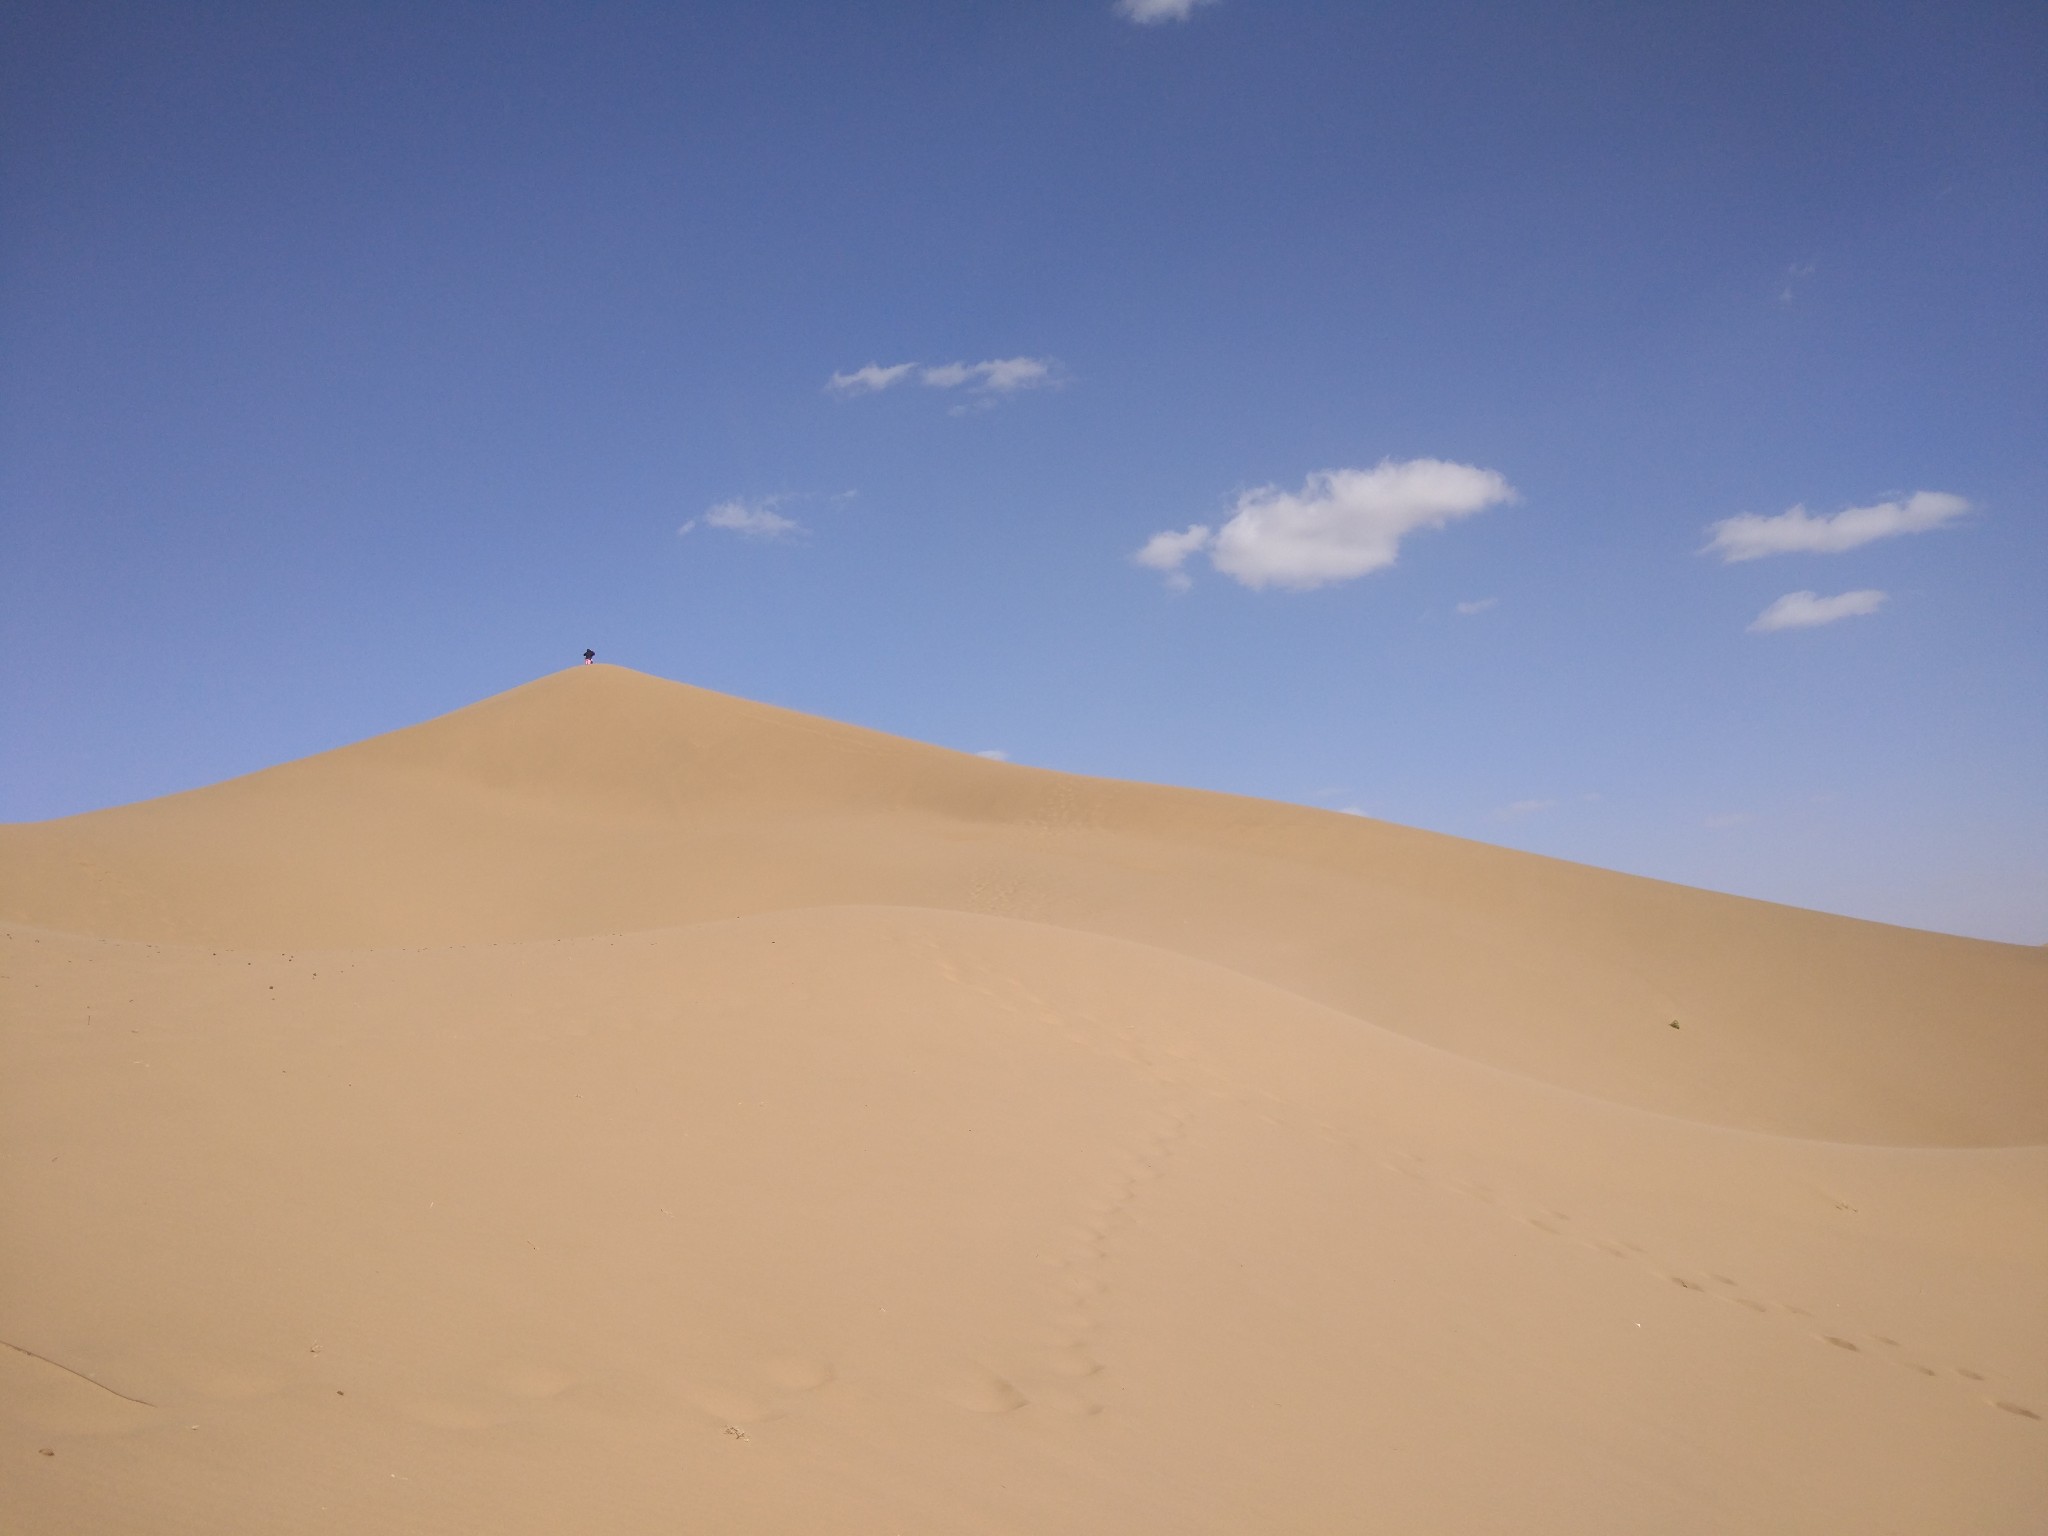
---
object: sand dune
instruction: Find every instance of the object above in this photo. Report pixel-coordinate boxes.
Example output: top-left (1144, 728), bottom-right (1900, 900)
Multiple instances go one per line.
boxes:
top-left (4, 665), bottom-right (2043, 1532)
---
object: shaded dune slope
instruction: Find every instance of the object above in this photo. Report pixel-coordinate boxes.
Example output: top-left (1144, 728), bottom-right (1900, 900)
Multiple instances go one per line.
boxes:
top-left (4, 664), bottom-right (2043, 1145)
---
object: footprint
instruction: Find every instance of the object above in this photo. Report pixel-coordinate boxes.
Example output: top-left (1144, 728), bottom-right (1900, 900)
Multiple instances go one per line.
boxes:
top-left (758, 1356), bottom-right (834, 1394)
top-left (402, 1399), bottom-right (507, 1429)
top-left (681, 1382), bottom-right (780, 1426)
top-left (487, 1364), bottom-right (577, 1399)
top-left (1992, 1401), bottom-right (2040, 1420)
top-left (186, 1370), bottom-right (281, 1402)
top-left (560, 1375), bottom-right (681, 1420)
top-left (1032, 1386), bottom-right (1101, 1417)
top-left (945, 1370), bottom-right (1027, 1415)
top-left (1821, 1337), bottom-right (1860, 1353)
top-left (1957, 1368), bottom-right (1985, 1381)
top-left (1042, 1346), bottom-right (1102, 1379)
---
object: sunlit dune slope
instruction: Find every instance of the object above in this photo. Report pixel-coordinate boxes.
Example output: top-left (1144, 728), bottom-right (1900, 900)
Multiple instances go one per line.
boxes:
top-left (3, 664), bottom-right (2043, 1145)
top-left (5, 907), bottom-right (2044, 1535)
top-left (4, 665), bottom-right (2045, 1534)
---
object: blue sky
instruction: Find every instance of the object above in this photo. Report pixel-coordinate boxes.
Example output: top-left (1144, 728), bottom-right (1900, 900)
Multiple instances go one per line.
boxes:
top-left (3, 0), bottom-right (2043, 941)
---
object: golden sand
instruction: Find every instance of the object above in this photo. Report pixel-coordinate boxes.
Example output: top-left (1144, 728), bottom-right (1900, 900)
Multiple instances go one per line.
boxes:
top-left (4, 665), bottom-right (2042, 1531)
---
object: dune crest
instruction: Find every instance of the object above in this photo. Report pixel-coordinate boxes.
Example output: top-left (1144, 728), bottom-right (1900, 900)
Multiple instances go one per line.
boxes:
top-left (4, 667), bottom-right (2043, 1532)
top-left (5, 664), bottom-right (2042, 1144)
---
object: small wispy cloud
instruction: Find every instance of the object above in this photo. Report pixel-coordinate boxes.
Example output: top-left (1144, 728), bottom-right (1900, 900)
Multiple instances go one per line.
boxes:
top-left (828, 356), bottom-right (1059, 401)
top-left (1136, 458), bottom-right (1515, 592)
top-left (1498, 798), bottom-right (1557, 819)
top-left (1778, 259), bottom-right (1817, 305)
top-left (1115, 0), bottom-right (1218, 22)
top-left (1749, 589), bottom-right (1887, 632)
top-left (826, 362), bottom-right (917, 396)
top-left (1455, 597), bottom-right (1498, 616)
top-left (1133, 524), bottom-right (1214, 592)
top-left (1704, 491), bottom-right (1968, 562)
top-left (941, 357), bottom-right (1053, 393)
top-left (1703, 811), bottom-right (1756, 829)
top-left (973, 748), bottom-right (1009, 761)
top-left (680, 497), bottom-right (801, 540)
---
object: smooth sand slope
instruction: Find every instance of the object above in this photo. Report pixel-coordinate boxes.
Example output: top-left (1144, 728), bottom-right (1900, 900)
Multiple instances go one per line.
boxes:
top-left (3, 665), bottom-right (2044, 1533)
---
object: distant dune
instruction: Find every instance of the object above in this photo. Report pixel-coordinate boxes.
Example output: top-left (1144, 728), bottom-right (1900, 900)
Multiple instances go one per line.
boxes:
top-left (4, 665), bottom-right (2043, 1532)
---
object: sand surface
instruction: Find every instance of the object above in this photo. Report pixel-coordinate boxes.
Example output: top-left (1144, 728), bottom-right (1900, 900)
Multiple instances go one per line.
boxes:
top-left (3, 664), bottom-right (2043, 1532)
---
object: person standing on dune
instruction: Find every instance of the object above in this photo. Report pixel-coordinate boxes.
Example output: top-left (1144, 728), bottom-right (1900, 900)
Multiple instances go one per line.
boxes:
top-left (583, 649), bottom-right (596, 665)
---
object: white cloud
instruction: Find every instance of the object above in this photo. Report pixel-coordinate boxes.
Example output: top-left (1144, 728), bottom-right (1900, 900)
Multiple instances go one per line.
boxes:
top-left (831, 356), bottom-right (1059, 402)
top-left (1136, 459), bottom-right (1515, 592)
top-left (1498, 798), bottom-right (1558, 819)
top-left (683, 497), bottom-right (801, 540)
top-left (1748, 589), bottom-right (1887, 632)
top-left (976, 356), bottom-right (1053, 392)
top-left (1337, 806), bottom-right (1367, 817)
top-left (922, 357), bottom-right (1056, 393)
top-left (973, 748), bottom-right (1009, 761)
top-left (1704, 491), bottom-right (1968, 562)
top-left (1455, 597), bottom-right (1498, 615)
top-left (1133, 523), bottom-right (1213, 591)
top-left (826, 362), bottom-right (916, 395)
top-left (1115, 0), bottom-right (1218, 22)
